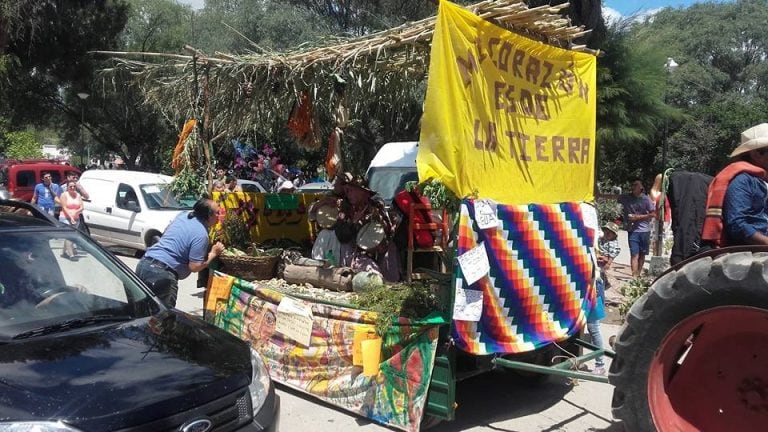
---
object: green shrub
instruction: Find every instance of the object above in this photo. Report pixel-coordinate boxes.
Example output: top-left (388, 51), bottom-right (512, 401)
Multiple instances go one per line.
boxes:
top-left (619, 276), bottom-right (651, 317)
top-left (596, 196), bottom-right (622, 226)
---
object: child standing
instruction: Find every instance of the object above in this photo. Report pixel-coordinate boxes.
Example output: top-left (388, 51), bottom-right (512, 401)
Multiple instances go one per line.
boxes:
top-left (598, 222), bottom-right (621, 281)
top-left (588, 221), bottom-right (621, 375)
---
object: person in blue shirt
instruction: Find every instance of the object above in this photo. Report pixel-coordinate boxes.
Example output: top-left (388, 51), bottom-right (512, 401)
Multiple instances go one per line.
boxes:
top-left (619, 179), bottom-right (656, 277)
top-left (135, 198), bottom-right (225, 308)
top-left (31, 172), bottom-right (62, 216)
top-left (721, 123), bottom-right (768, 245)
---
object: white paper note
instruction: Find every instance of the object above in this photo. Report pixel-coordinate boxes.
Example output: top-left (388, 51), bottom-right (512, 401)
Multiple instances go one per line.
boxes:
top-left (276, 296), bottom-right (314, 347)
top-left (453, 287), bottom-right (483, 321)
top-left (458, 242), bottom-right (490, 285)
top-left (475, 199), bottom-right (499, 230)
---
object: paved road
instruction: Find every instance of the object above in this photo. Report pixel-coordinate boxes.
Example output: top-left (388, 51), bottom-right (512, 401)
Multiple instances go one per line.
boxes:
top-left (114, 249), bottom-right (623, 432)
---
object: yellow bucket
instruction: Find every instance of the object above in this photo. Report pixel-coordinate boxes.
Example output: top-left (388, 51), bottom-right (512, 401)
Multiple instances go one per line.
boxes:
top-left (352, 325), bottom-right (378, 366)
top-left (361, 337), bottom-right (382, 377)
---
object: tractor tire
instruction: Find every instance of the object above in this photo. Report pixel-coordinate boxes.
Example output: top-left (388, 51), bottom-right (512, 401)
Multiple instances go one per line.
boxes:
top-left (609, 251), bottom-right (768, 432)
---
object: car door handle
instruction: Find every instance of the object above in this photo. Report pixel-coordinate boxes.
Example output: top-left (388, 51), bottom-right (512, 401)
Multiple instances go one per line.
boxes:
top-left (106, 207), bottom-right (112, 214)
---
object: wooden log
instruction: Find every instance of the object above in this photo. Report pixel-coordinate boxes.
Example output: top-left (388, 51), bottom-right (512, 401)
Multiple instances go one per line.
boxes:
top-left (283, 264), bottom-right (354, 292)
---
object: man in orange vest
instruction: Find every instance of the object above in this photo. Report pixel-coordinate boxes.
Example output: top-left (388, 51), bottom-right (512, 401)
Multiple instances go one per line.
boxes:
top-left (702, 123), bottom-right (768, 248)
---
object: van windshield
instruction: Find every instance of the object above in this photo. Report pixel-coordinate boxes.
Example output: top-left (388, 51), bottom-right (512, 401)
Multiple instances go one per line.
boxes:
top-left (367, 167), bottom-right (419, 204)
top-left (139, 184), bottom-right (193, 210)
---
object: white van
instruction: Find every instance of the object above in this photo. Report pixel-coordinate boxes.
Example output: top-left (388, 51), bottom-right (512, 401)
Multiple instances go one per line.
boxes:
top-left (366, 141), bottom-right (419, 204)
top-left (78, 170), bottom-right (192, 251)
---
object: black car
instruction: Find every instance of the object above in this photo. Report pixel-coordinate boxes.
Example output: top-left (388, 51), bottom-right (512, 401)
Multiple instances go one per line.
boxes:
top-left (0, 196), bottom-right (279, 431)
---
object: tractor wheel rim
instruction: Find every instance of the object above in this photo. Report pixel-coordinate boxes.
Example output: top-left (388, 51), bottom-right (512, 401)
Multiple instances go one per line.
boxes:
top-left (648, 306), bottom-right (768, 431)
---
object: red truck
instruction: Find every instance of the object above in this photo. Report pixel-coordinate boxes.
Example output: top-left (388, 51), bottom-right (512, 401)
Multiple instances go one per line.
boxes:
top-left (0, 159), bottom-right (80, 201)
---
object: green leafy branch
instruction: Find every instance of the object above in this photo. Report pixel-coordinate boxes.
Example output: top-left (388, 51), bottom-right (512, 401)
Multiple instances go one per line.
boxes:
top-left (404, 178), bottom-right (461, 214)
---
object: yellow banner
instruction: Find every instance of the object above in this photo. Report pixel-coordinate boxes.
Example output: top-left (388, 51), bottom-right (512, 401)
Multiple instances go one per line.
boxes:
top-left (212, 192), bottom-right (320, 245)
top-left (418, 0), bottom-right (597, 204)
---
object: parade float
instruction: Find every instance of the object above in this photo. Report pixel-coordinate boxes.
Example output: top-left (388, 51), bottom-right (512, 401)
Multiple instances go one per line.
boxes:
top-left (105, 1), bottom-right (605, 430)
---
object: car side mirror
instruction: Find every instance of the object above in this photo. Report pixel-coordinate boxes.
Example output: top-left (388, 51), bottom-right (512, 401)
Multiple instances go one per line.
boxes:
top-left (125, 200), bottom-right (141, 212)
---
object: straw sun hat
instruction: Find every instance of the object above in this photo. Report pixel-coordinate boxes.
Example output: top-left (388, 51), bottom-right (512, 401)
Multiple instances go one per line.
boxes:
top-left (730, 123), bottom-right (768, 157)
top-left (601, 222), bottom-right (620, 236)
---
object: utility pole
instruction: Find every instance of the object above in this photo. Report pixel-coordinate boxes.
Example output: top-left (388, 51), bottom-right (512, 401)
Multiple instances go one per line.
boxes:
top-left (77, 92), bottom-right (90, 166)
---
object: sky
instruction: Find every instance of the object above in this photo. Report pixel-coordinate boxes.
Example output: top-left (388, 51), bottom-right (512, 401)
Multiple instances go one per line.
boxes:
top-left (604, 0), bottom-right (731, 19)
top-left (180, 0), bottom-right (203, 9)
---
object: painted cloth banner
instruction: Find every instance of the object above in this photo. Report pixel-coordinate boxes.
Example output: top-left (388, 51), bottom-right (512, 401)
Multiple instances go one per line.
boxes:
top-left (211, 191), bottom-right (321, 245)
top-left (418, 0), bottom-right (597, 204)
top-left (212, 277), bottom-right (444, 432)
top-left (452, 200), bottom-right (595, 355)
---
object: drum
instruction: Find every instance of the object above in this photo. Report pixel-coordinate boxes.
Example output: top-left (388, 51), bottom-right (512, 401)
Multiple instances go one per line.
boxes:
top-left (316, 204), bottom-right (339, 229)
top-left (309, 199), bottom-right (339, 229)
top-left (356, 221), bottom-right (386, 251)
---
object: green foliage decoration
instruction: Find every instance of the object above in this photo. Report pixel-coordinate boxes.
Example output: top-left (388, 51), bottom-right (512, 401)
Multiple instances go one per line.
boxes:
top-left (170, 167), bottom-right (205, 200)
top-left (221, 212), bottom-right (252, 252)
top-left (404, 178), bottom-right (461, 214)
top-left (352, 281), bottom-right (442, 337)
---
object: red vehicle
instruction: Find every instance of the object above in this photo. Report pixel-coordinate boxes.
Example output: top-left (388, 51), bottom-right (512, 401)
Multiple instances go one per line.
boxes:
top-left (0, 159), bottom-right (80, 202)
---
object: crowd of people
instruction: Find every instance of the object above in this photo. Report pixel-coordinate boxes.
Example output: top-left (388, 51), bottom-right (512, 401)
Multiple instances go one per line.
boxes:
top-left (211, 164), bottom-right (326, 194)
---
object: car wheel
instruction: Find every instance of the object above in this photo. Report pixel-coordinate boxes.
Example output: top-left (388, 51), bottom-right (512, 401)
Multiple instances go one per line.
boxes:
top-left (146, 231), bottom-right (162, 248)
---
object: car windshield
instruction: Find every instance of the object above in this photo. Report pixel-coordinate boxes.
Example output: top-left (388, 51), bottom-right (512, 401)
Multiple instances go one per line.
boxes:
top-left (0, 230), bottom-right (158, 341)
top-left (367, 167), bottom-right (418, 204)
top-left (140, 183), bottom-right (192, 210)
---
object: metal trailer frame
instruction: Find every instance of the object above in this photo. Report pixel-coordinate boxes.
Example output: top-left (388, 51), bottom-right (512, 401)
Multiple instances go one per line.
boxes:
top-left (422, 321), bottom-right (614, 423)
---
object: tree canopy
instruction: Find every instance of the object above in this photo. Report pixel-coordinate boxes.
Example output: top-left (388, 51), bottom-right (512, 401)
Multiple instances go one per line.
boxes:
top-left (595, 0), bottom-right (768, 187)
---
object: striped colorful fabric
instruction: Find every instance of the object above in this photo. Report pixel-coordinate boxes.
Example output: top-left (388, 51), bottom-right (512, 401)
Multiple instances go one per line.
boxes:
top-left (452, 200), bottom-right (595, 355)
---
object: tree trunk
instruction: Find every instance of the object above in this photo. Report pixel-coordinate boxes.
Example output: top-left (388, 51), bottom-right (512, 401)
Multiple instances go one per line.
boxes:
top-left (283, 264), bottom-right (354, 292)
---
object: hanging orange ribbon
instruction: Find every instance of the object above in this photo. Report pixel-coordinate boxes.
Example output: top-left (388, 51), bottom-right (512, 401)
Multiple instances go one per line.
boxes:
top-left (171, 119), bottom-right (197, 173)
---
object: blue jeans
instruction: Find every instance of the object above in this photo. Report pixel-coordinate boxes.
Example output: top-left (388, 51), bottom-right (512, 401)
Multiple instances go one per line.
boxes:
top-left (587, 321), bottom-right (605, 368)
top-left (136, 258), bottom-right (179, 308)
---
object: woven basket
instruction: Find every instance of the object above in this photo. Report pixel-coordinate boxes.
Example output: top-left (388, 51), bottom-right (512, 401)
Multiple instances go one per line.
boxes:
top-left (218, 254), bottom-right (280, 280)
